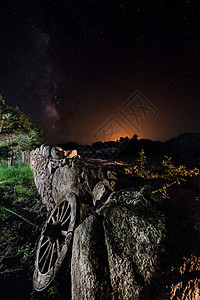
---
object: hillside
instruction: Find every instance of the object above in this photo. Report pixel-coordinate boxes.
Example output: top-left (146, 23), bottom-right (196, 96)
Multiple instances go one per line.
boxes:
top-left (58, 132), bottom-right (200, 167)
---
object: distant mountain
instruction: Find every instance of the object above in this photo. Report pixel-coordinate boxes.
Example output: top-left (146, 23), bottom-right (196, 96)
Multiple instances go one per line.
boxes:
top-left (164, 132), bottom-right (200, 167)
top-left (57, 141), bottom-right (80, 150)
top-left (57, 132), bottom-right (200, 167)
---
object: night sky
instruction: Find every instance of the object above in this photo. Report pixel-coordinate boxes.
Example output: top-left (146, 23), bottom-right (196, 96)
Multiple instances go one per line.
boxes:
top-left (0, 0), bottom-right (200, 144)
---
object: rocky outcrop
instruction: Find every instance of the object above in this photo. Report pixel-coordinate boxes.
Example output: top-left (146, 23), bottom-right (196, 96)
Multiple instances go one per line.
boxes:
top-left (71, 184), bottom-right (200, 299)
top-left (71, 215), bottom-right (112, 300)
top-left (30, 145), bottom-right (136, 211)
top-left (30, 145), bottom-right (63, 210)
top-left (71, 186), bottom-right (166, 300)
top-left (52, 165), bottom-right (79, 202)
top-left (31, 145), bottom-right (81, 210)
top-left (30, 145), bottom-right (200, 299)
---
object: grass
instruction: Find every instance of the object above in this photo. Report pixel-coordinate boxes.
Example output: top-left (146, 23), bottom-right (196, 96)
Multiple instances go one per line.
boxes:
top-left (0, 163), bottom-right (41, 210)
top-left (0, 165), bottom-right (34, 184)
top-left (15, 184), bottom-right (36, 196)
top-left (16, 242), bottom-right (36, 262)
top-left (0, 162), bottom-right (42, 246)
top-left (0, 162), bottom-right (43, 276)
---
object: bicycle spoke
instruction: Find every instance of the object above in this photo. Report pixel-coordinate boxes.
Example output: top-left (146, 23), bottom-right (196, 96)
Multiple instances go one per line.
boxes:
top-left (39, 242), bottom-right (51, 264)
top-left (48, 243), bottom-right (55, 271)
top-left (56, 239), bottom-right (60, 257)
top-left (59, 202), bottom-right (65, 222)
top-left (60, 202), bottom-right (69, 223)
top-left (41, 243), bottom-right (52, 273)
top-left (56, 206), bottom-right (60, 221)
top-left (62, 213), bottom-right (70, 226)
top-left (40, 238), bottom-right (48, 249)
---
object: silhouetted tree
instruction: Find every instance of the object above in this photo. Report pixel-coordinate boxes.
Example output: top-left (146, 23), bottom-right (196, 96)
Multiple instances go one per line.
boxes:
top-left (0, 95), bottom-right (44, 151)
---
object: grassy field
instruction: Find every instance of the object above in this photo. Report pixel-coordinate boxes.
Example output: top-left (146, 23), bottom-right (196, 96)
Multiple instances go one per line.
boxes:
top-left (0, 163), bottom-right (49, 298)
top-left (0, 165), bottom-right (34, 184)
top-left (0, 164), bottom-right (40, 207)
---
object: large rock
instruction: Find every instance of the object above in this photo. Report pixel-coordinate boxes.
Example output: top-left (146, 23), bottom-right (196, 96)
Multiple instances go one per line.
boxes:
top-left (92, 181), bottom-right (110, 206)
top-left (100, 188), bottom-right (166, 299)
top-left (30, 145), bottom-right (141, 211)
top-left (51, 147), bottom-right (64, 159)
top-left (52, 165), bottom-right (79, 204)
top-left (92, 179), bottom-right (116, 206)
top-left (63, 149), bottom-right (79, 158)
top-left (71, 215), bottom-right (112, 300)
top-left (71, 186), bottom-right (166, 300)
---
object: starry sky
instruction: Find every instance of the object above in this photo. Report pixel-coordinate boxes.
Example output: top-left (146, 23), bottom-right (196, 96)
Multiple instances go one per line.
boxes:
top-left (0, 0), bottom-right (200, 144)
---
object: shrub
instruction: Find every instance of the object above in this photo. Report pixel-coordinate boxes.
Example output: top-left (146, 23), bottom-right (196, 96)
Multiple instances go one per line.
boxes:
top-left (135, 150), bottom-right (199, 198)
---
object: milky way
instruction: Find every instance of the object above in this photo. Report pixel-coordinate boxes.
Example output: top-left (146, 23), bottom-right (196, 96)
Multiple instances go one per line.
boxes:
top-left (0, 1), bottom-right (200, 144)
